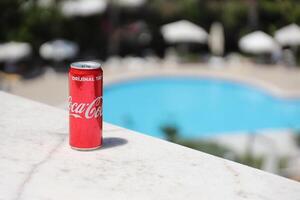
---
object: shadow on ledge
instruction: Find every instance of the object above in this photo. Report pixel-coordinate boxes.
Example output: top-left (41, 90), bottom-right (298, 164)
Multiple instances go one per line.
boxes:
top-left (101, 137), bottom-right (128, 149)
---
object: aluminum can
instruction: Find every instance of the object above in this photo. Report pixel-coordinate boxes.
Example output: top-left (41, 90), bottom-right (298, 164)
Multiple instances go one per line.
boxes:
top-left (68, 61), bottom-right (103, 150)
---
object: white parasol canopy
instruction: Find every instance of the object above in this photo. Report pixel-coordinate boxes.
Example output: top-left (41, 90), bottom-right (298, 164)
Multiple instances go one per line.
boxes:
top-left (39, 39), bottom-right (79, 61)
top-left (161, 20), bottom-right (208, 44)
top-left (61, 0), bottom-right (107, 17)
top-left (274, 24), bottom-right (300, 46)
top-left (0, 41), bottom-right (32, 62)
top-left (239, 31), bottom-right (278, 54)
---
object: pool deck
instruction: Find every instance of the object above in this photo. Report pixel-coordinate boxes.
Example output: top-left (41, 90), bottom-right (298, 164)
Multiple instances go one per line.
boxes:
top-left (3, 62), bottom-right (300, 106)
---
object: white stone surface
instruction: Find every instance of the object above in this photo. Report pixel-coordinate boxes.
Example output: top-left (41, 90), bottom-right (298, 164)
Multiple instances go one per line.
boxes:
top-left (0, 91), bottom-right (300, 200)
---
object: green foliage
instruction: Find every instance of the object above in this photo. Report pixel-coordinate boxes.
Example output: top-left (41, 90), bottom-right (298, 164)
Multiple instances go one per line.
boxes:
top-left (0, 0), bottom-right (24, 42)
top-left (18, 5), bottom-right (63, 46)
top-left (278, 156), bottom-right (289, 170)
top-left (2, 0), bottom-right (300, 54)
top-left (177, 139), bottom-right (232, 158)
top-left (150, 0), bottom-right (199, 19)
top-left (235, 153), bottom-right (264, 169)
top-left (161, 125), bottom-right (179, 142)
top-left (294, 131), bottom-right (300, 148)
top-left (161, 124), bottom-right (231, 157)
top-left (160, 125), bottom-right (267, 169)
top-left (0, 0), bottom-right (64, 48)
top-left (151, 0), bottom-right (300, 51)
top-left (259, 0), bottom-right (300, 34)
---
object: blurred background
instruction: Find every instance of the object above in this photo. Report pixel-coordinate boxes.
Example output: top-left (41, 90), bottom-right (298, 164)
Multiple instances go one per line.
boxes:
top-left (1, 0), bottom-right (300, 181)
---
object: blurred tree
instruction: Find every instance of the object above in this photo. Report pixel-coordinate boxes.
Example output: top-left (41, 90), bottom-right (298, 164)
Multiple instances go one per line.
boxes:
top-left (259, 0), bottom-right (300, 34)
top-left (161, 125), bottom-right (179, 142)
top-left (160, 124), bottom-right (232, 157)
top-left (0, 0), bottom-right (24, 42)
top-left (2, 0), bottom-right (300, 57)
top-left (0, 0), bottom-right (64, 56)
top-left (294, 131), bottom-right (300, 148)
top-left (161, 125), bottom-right (266, 169)
top-left (150, 0), bottom-right (200, 23)
top-left (150, 0), bottom-right (300, 53)
top-left (17, 1), bottom-right (64, 47)
top-left (235, 153), bottom-right (264, 169)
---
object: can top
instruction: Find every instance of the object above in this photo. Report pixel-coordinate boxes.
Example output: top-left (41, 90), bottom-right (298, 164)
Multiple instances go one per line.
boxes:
top-left (70, 61), bottom-right (101, 70)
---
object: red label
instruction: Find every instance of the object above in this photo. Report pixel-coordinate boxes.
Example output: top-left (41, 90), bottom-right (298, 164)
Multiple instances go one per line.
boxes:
top-left (69, 67), bottom-right (103, 149)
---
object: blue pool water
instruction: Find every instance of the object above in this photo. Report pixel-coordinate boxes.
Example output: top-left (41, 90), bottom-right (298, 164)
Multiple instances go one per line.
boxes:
top-left (104, 78), bottom-right (300, 138)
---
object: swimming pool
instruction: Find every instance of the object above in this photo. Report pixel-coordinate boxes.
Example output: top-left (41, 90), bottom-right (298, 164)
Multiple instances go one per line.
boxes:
top-left (104, 77), bottom-right (300, 138)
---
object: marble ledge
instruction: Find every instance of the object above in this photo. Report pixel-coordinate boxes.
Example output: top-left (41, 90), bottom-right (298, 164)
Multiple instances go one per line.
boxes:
top-left (0, 91), bottom-right (299, 200)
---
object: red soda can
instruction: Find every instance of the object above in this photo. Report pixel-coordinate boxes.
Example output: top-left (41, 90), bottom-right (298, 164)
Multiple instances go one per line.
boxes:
top-left (68, 61), bottom-right (103, 150)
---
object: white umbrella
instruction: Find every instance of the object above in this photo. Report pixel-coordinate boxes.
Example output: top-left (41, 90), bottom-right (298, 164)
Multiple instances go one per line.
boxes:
top-left (239, 31), bottom-right (278, 54)
top-left (0, 41), bottom-right (32, 62)
top-left (114, 0), bottom-right (146, 7)
top-left (209, 22), bottom-right (225, 56)
top-left (39, 39), bottom-right (79, 61)
top-left (161, 20), bottom-right (208, 44)
top-left (61, 0), bottom-right (107, 17)
top-left (274, 24), bottom-right (300, 46)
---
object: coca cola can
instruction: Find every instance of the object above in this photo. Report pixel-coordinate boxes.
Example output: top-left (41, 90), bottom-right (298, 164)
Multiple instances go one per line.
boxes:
top-left (68, 61), bottom-right (103, 150)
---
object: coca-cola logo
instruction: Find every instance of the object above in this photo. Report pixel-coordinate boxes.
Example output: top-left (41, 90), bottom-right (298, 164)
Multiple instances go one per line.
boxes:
top-left (68, 96), bottom-right (103, 119)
